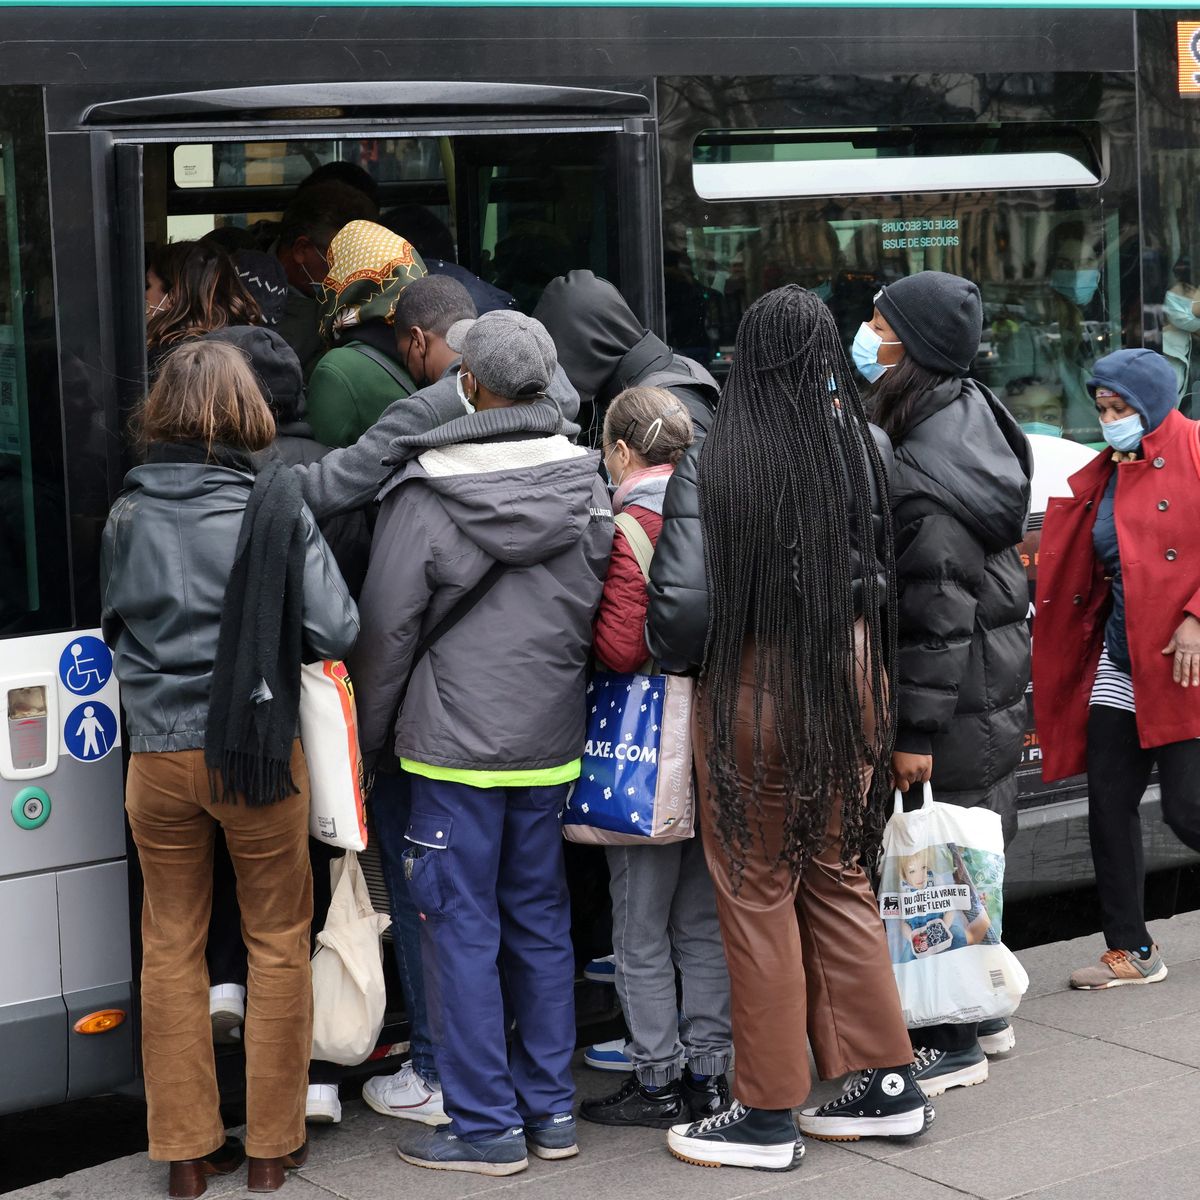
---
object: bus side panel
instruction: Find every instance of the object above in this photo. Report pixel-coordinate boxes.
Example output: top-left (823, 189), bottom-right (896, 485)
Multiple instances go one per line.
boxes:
top-left (0, 874), bottom-right (68, 1114)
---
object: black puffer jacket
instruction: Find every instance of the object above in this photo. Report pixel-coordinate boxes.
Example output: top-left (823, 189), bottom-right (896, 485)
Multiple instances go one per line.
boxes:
top-left (646, 421), bottom-right (893, 674)
top-left (534, 270), bottom-right (719, 441)
top-left (889, 376), bottom-right (1032, 840)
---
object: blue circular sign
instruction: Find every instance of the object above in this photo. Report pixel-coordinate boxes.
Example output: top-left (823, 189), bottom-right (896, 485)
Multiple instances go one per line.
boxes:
top-left (64, 701), bottom-right (118, 763)
top-left (58, 636), bottom-right (113, 696)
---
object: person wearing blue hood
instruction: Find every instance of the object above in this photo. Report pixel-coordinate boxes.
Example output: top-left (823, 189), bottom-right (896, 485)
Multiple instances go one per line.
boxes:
top-left (1034, 348), bottom-right (1200, 991)
top-left (854, 270), bottom-right (1033, 1092)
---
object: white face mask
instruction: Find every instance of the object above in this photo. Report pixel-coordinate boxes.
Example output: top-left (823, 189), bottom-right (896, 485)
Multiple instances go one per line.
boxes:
top-left (456, 370), bottom-right (475, 414)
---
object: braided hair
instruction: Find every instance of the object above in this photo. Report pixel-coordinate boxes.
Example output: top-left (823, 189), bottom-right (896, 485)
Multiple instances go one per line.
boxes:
top-left (698, 285), bottom-right (897, 884)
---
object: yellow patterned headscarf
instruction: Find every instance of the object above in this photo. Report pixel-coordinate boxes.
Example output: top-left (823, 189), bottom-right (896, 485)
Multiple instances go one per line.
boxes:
top-left (318, 220), bottom-right (427, 343)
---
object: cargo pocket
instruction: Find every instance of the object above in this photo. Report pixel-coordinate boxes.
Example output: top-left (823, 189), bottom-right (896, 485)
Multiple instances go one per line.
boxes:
top-left (403, 815), bottom-right (455, 921)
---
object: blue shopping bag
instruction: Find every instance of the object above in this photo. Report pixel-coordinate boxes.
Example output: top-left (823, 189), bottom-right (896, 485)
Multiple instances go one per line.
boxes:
top-left (564, 671), bottom-right (694, 844)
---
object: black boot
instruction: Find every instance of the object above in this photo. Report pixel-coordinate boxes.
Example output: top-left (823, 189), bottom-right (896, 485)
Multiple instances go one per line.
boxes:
top-left (580, 1076), bottom-right (687, 1129)
top-left (681, 1070), bottom-right (731, 1119)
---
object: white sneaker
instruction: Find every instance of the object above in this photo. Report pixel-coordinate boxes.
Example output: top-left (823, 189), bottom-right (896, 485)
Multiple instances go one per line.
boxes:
top-left (209, 983), bottom-right (245, 1044)
top-left (306, 1083), bottom-right (342, 1125)
top-left (362, 1062), bottom-right (449, 1126)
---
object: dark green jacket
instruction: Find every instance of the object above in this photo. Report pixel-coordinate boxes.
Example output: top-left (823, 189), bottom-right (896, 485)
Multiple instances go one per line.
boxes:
top-left (306, 342), bottom-right (417, 448)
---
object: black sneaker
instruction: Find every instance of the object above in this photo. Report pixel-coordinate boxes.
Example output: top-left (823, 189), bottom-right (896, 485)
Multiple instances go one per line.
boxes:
top-left (580, 1076), bottom-right (686, 1129)
top-left (681, 1070), bottom-right (731, 1120)
top-left (797, 1066), bottom-right (932, 1142)
top-left (912, 1042), bottom-right (988, 1097)
top-left (668, 1101), bottom-right (803, 1171)
top-left (977, 1018), bottom-right (1016, 1057)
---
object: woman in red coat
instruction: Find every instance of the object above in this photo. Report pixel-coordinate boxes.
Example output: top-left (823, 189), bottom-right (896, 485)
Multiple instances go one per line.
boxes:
top-left (579, 386), bottom-right (735, 1133)
top-left (1033, 348), bottom-right (1200, 990)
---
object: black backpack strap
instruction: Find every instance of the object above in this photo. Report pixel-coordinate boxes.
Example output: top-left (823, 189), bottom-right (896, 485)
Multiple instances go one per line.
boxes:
top-left (347, 341), bottom-right (417, 394)
top-left (374, 559), bottom-right (509, 776)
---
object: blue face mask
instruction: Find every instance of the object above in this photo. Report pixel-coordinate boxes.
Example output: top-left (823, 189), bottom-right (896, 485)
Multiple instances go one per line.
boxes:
top-left (811, 281), bottom-right (833, 302)
top-left (852, 322), bottom-right (900, 383)
top-left (1051, 268), bottom-right (1100, 308)
top-left (1101, 412), bottom-right (1145, 452)
top-left (1021, 420), bottom-right (1062, 439)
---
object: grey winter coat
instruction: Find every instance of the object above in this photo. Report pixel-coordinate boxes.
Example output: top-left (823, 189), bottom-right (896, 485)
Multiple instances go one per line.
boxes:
top-left (350, 404), bottom-right (613, 773)
top-left (101, 462), bottom-right (359, 753)
top-left (295, 362), bottom-right (581, 520)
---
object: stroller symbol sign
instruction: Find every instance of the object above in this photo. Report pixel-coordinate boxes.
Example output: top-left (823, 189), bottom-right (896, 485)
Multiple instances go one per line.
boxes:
top-left (64, 701), bottom-right (117, 762)
top-left (58, 636), bottom-right (113, 696)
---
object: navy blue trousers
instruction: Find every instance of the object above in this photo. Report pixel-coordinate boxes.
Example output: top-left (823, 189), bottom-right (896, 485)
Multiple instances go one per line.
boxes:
top-left (403, 774), bottom-right (576, 1140)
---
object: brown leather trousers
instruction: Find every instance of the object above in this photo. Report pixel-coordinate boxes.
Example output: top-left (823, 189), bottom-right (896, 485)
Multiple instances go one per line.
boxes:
top-left (693, 625), bottom-right (912, 1110)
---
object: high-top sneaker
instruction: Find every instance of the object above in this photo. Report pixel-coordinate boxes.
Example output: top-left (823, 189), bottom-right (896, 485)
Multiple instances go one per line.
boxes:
top-left (912, 1043), bottom-right (989, 1097)
top-left (977, 1018), bottom-right (1016, 1057)
top-left (681, 1070), bottom-right (731, 1120)
top-left (797, 1066), bottom-right (932, 1141)
top-left (667, 1101), bottom-right (804, 1171)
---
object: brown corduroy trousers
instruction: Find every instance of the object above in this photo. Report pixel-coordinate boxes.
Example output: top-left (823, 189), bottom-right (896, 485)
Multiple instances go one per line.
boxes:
top-left (693, 627), bottom-right (913, 1111)
top-left (125, 743), bottom-right (313, 1161)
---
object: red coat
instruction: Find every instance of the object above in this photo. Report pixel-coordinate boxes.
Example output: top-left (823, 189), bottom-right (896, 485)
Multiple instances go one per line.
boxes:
top-left (1033, 409), bottom-right (1200, 781)
top-left (593, 505), bottom-right (662, 673)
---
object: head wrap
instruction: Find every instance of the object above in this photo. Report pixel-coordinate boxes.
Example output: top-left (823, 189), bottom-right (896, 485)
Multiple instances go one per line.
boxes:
top-left (318, 220), bottom-right (426, 344)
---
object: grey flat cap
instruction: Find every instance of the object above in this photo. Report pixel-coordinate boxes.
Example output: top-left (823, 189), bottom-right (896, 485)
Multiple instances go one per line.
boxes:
top-left (446, 310), bottom-right (557, 399)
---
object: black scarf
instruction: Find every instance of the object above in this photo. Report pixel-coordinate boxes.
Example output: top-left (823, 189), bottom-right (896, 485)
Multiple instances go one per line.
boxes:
top-left (204, 456), bottom-right (307, 806)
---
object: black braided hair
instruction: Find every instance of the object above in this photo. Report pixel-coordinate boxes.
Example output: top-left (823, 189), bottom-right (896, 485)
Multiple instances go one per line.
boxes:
top-left (697, 284), bottom-right (897, 885)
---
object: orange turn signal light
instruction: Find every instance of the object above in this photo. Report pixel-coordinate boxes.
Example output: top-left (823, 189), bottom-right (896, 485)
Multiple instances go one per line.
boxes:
top-left (74, 1009), bottom-right (126, 1035)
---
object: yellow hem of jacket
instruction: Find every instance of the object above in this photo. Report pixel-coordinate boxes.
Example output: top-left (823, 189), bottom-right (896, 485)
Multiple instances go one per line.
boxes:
top-left (399, 758), bottom-right (582, 788)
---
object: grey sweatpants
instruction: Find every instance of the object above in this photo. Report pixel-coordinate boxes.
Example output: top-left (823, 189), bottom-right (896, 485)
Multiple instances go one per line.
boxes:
top-left (606, 837), bottom-right (732, 1087)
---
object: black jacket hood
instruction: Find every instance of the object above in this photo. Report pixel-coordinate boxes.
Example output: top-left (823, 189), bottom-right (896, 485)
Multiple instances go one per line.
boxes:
top-left (893, 377), bottom-right (1033, 552)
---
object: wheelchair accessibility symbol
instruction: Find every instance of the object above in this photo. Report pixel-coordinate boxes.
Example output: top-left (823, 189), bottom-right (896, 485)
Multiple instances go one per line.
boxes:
top-left (58, 636), bottom-right (113, 696)
top-left (64, 702), bottom-right (118, 763)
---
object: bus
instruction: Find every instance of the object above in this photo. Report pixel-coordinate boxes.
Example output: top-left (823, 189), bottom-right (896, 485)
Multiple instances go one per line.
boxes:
top-left (3, 1), bottom-right (1200, 1117)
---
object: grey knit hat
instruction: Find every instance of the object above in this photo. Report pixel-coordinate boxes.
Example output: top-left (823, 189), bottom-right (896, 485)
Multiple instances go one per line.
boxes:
top-left (447, 310), bottom-right (557, 399)
top-left (875, 271), bottom-right (983, 377)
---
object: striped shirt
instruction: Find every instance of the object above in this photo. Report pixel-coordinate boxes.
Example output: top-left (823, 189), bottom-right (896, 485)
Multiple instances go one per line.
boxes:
top-left (1090, 645), bottom-right (1136, 713)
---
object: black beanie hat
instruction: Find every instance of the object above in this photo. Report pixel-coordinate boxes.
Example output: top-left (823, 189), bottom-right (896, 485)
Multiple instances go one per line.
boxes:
top-left (204, 325), bottom-right (305, 425)
top-left (874, 271), bottom-right (983, 377)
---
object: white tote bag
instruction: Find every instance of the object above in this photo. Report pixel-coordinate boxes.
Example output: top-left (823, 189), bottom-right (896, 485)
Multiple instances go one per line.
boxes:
top-left (300, 660), bottom-right (368, 851)
top-left (310, 850), bottom-right (391, 1065)
top-left (878, 783), bottom-right (1029, 1028)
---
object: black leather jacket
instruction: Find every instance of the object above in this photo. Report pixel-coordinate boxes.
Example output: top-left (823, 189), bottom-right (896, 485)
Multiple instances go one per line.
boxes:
top-left (646, 421), bottom-right (893, 675)
top-left (101, 462), bottom-right (359, 752)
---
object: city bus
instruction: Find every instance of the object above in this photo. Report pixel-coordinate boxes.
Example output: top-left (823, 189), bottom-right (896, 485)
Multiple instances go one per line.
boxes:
top-left (3, 1), bottom-right (1200, 1117)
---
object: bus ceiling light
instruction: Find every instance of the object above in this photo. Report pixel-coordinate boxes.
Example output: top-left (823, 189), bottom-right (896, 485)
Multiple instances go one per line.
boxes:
top-left (692, 153), bottom-right (1100, 201)
top-left (74, 1009), bottom-right (126, 1035)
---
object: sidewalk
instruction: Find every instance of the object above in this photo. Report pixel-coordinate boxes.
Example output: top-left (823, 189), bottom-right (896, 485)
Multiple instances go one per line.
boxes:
top-left (10, 911), bottom-right (1200, 1200)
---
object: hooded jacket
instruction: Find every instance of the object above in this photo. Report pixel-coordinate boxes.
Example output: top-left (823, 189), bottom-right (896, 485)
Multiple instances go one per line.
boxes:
top-left (294, 360), bottom-right (580, 520)
top-left (350, 404), bottom-right (613, 779)
top-left (101, 461), bottom-right (359, 753)
top-left (534, 270), bottom-right (719, 439)
top-left (889, 376), bottom-right (1033, 836)
top-left (1034, 351), bottom-right (1200, 779)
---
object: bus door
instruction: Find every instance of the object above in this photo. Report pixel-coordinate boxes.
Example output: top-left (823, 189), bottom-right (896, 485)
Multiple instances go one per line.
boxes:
top-left (84, 82), bottom-right (663, 439)
top-left (0, 86), bottom-right (133, 1117)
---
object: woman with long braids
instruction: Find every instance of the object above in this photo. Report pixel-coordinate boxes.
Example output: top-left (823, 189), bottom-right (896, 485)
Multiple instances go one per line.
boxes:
top-left (647, 286), bottom-right (931, 1172)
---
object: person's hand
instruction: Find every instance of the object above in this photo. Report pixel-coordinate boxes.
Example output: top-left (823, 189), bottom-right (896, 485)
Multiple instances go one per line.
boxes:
top-left (891, 751), bottom-right (933, 792)
top-left (1162, 614), bottom-right (1200, 687)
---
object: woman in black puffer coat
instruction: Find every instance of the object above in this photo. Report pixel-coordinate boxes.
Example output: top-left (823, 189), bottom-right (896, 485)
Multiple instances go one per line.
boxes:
top-left (853, 270), bottom-right (1032, 1093)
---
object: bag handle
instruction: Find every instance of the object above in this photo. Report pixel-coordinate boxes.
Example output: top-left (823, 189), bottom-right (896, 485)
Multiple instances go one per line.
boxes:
top-left (892, 780), bottom-right (933, 816)
top-left (614, 511), bottom-right (655, 583)
top-left (347, 341), bottom-right (417, 395)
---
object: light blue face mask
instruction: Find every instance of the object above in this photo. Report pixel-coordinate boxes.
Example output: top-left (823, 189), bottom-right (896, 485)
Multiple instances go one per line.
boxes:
top-left (852, 322), bottom-right (900, 383)
top-left (1101, 411), bottom-right (1145, 452)
top-left (1164, 289), bottom-right (1200, 333)
top-left (1050, 268), bottom-right (1100, 308)
top-left (1021, 420), bottom-right (1062, 439)
top-left (811, 281), bottom-right (833, 302)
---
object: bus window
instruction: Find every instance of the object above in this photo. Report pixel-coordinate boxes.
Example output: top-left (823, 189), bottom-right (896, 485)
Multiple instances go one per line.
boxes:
top-left (0, 131), bottom-right (70, 637)
top-left (664, 110), bottom-right (1134, 448)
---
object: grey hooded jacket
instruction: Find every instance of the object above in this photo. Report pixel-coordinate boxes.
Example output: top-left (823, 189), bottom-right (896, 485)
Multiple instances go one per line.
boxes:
top-left (101, 462), bottom-right (359, 753)
top-left (294, 362), bottom-right (580, 520)
top-left (350, 404), bottom-right (613, 773)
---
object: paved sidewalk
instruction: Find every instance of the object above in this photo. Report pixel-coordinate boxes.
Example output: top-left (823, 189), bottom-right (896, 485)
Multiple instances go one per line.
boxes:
top-left (10, 911), bottom-right (1200, 1200)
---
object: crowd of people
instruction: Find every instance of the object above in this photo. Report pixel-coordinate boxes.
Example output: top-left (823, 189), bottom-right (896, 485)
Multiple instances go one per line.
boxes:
top-left (98, 164), bottom-right (1200, 1196)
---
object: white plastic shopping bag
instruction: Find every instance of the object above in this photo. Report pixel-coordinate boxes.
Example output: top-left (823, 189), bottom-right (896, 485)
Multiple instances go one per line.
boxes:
top-left (310, 850), bottom-right (391, 1065)
top-left (300, 660), bottom-right (368, 851)
top-left (878, 783), bottom-right (1028, 1028)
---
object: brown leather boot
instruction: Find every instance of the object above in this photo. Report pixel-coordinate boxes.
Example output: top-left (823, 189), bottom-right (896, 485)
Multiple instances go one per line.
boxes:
top-left (247, 1141), bottom-right (309, 1193)
top-left (168, 1137), bottom-right (245, 1199)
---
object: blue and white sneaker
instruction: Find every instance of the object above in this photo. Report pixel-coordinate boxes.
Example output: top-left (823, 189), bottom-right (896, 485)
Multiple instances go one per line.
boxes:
top-left (584, 1038), bottom-right (633, 1072)
top-left (584, 954), bottom-right (616, 983)
top-left (395, 1124), bottom-right (527, 1176)
top-left (524, 1111), bottom-right (579, 1160)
